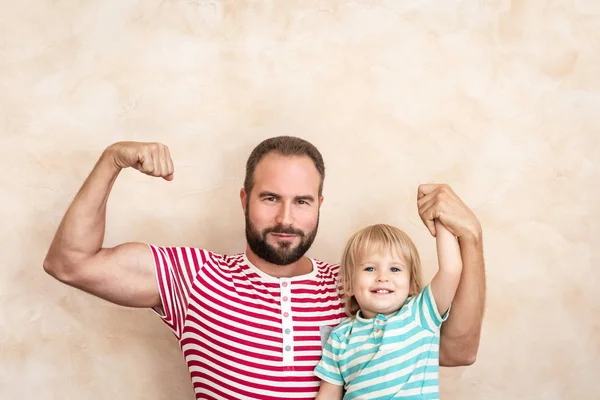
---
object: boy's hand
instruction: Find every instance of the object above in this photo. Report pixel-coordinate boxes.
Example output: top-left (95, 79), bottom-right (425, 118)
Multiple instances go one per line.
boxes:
top-left (417, 184), bottom-right (481, 239)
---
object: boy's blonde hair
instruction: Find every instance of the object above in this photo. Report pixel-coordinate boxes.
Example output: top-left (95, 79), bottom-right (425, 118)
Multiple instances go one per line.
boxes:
top-left (340, 224), bottom-right (423, 317)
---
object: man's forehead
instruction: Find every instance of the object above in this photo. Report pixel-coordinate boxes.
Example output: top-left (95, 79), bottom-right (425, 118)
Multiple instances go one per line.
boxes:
top-left (253, 153), bottom-right (320, 191)
top-left (255, 152), bottom-right (315, 169)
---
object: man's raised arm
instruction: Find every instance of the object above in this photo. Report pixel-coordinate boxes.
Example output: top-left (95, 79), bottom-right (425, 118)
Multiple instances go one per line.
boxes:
top-left (417, 184), bottom-right (486, 366)
top-left (43, 142), bottom-right (175, 308)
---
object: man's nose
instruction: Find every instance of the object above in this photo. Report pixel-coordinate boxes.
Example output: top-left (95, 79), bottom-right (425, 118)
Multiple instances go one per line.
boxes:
top-left (275, 202), bottom-right (293, 226)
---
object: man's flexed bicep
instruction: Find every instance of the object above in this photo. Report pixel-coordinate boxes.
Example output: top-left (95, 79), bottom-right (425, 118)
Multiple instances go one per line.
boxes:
top-left (45, 242), bottom-right (161, 308)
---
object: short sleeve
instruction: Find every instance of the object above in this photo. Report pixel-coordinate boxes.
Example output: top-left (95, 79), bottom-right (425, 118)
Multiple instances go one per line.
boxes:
top-left (408, 283), bottom-right (450, 333)
top-left (149, 245), bottom-right (206, 340)
top-left (314, 331), bottom-right (345, 386)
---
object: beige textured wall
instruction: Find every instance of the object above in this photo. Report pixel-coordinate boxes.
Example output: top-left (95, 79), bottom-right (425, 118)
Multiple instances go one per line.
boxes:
top-left (1, 1), bottom-right (598, 399)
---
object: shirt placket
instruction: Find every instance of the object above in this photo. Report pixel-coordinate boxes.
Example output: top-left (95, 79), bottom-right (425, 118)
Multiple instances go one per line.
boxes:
top-left (374, 315), bottom-right (386, 337)
top-left (280, 278), bottom-right (294, 365)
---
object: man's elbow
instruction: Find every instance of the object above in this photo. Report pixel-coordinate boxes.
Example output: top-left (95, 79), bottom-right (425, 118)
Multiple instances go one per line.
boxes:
top-left (439, 338), bottom-right (480, 367)
top-left (43, 254), bottom-right (80, 284)
top-left (440, 351), bottom-right (477, 367)
top-left (43, 255), bottom-right (60, 277)
top-left (447, 352), bottom-right (477, 367)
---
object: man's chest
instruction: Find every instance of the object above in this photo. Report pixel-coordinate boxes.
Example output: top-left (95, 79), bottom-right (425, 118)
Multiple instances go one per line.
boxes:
top-left (182, 274), bottom-right (345, 366)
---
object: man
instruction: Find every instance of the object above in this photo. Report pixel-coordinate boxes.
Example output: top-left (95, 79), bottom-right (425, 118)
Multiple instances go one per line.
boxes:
top-left (44, 136), bottom-right (485, 399)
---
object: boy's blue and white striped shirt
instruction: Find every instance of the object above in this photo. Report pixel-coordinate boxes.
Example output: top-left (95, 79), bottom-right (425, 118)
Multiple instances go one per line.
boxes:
top-left (314, 284), bottom-right (448, 400)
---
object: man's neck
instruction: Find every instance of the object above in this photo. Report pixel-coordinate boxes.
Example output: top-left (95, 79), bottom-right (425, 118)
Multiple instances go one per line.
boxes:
top-left (245, 246), bottom-right (313, 278)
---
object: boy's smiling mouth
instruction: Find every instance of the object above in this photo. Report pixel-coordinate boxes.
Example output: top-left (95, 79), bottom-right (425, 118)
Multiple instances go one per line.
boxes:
top-left (371, 289), bottom-right (394, 294)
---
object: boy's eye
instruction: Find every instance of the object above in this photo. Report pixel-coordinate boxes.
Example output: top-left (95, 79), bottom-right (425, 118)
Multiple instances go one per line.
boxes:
top-left (391, 267), bottom-right (401, 272)
top-left (364, 266), bottom-right (375, 272)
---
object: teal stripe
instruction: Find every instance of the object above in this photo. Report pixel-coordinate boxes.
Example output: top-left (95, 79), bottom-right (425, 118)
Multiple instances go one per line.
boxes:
top-left (340, 339), bottom-right (438, 377)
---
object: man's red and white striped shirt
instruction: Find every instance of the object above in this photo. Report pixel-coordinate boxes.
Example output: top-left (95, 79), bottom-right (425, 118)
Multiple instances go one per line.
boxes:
top-left (149, 245), bottom-right (346, 400)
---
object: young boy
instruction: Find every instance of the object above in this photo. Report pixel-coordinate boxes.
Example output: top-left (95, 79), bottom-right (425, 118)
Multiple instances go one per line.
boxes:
top-left (315, 220), bottom-right (462, 399)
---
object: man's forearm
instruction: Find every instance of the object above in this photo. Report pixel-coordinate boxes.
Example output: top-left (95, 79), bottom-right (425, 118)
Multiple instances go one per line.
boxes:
top-left (44, 150), bottom-right (121, 274)
top-left (439, 231), bottom-right (485, 366)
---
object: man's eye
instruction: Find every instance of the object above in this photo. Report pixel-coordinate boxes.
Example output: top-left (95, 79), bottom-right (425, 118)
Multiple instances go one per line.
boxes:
top-left (266, 197), bottom-right (276, 202)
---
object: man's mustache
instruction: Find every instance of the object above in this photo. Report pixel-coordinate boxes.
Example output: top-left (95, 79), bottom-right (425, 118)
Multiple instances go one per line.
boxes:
top-left (263, 225), bottom-right (305, 237)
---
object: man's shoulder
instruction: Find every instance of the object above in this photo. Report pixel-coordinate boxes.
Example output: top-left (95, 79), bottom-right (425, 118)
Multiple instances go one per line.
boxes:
top-left (148, 245), bottom-right (243, 265)
top-left (311, 257), bottom-right (340, 274)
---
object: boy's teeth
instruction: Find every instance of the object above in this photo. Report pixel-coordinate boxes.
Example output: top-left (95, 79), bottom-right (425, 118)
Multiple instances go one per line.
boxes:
top-left (375, 290), bottom-right (389, 293)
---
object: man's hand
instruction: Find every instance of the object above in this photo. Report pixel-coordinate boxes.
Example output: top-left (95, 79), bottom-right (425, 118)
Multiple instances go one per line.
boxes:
top-left (107, 141), bottom-right (175, 181)
top-left (417, 184), bottom-right (481, 239)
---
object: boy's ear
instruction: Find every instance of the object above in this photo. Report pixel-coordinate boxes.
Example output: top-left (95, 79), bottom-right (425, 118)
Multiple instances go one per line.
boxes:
top-left (409, 281), bottom-right (420, 296)
top-left (344, 284), bottom-right (353, 297)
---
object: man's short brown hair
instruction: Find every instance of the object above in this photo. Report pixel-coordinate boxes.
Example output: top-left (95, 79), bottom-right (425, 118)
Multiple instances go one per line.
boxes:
top-left (244, 136), bottom-right (325, 196)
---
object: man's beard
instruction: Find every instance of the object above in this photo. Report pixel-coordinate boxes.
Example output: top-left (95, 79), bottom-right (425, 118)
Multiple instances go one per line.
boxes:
top-left (245, 206), bottom-right (319, 266)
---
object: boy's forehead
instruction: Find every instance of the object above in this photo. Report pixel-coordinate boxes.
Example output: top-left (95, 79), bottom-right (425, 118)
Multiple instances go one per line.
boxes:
top-left (357, 246), bottom-right (407, 263)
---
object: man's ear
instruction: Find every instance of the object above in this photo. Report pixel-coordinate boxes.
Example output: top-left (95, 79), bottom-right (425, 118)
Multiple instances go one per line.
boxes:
top-left (240, 188), bottom-right (248, 212)
top-left (319, 195), bottom-right (324, 207)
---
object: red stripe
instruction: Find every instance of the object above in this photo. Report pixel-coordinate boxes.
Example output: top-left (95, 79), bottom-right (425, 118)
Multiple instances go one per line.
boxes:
top-left (199, 270), bottom-right (284, 315)
top-left (294, 345), bottom-right (322, 352)
top-left (187, 299), bottom-right (281, 334)
top-left (188, 350), bottom-right (318, 382)
top-left (182, 328), bottom-right (282, 363)
top-left (151, 247), bottom-right (173, 327)
top-left (194, 379), bottom-right (316, 400)
top-left (193, 382), bottom-right (236, 400)
top-left (295, 325), bottom-right (330, 332)
top-left (185, 345), bottom-right (322, 373)
top-left (199, 248), bottom-right (207, 265)
top-left (153, 246), bottom-right (178, 334)
top-left (179, 247), bottom-right (194, 295)
top-left (292, 303), bottom-right (343, 313)
top-left (227, 280), bottom-right (281, 298)
top-left (294, 335), bottom-right (320, 342)
top-left (203, 257), bottom-right (290, 304)
top-left (294, 354), bottom-right (323, 362)
top-left (191, 363), bottom-right (318, 395)
top-left (293, 287), bottom-right (342, 295)
top-left (186, 314), bottom-right (282, 352)
top-left (293, 294), bottom-right (341, 303)
top-left (294, 313), bottom-right (346, 323)
top-left (165, 247), bottom-right (188, 336)
top-left (184, 343), bottom-right (283, 372)
top-left (200, 263), bottom-right (283, 310)
top-left (187, 309), bottom-right (281, 344)
top-left (192, 282), bottom-right (282, 324)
